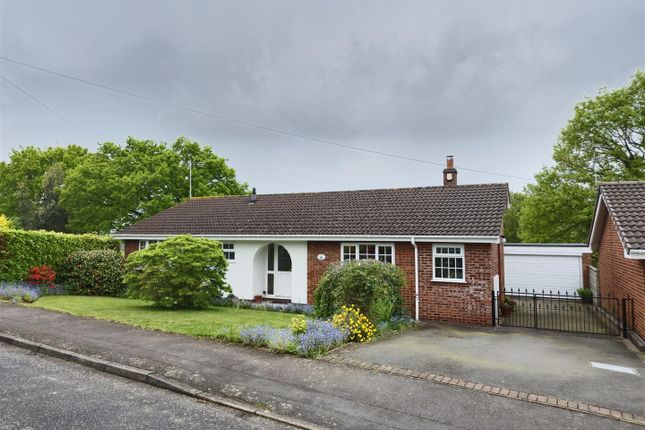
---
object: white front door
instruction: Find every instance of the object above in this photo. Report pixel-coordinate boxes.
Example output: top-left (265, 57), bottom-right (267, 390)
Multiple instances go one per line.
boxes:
top-left (266, 244), bottom-right (292, 298)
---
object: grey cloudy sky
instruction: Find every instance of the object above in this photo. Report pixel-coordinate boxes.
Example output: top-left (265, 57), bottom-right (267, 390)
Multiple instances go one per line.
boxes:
top-left (0, 1), bottom-right (643, 193)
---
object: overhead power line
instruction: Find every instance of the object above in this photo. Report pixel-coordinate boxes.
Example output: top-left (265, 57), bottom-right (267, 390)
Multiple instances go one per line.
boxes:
top-left (0, 73), bottom-right (85, 135)
top-left (0, 56), bottom-right (535, 182)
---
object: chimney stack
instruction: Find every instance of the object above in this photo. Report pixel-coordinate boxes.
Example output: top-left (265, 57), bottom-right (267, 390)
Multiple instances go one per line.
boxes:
top-left (443, 155), bottom-right (457, 187)
top-left (249, 187), bottom-right (257, 203)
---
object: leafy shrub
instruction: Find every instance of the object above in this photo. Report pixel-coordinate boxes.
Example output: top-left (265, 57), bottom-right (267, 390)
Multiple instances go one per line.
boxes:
top-left (60, 250), bottom-right (125, 296)
top-left (0, 229), bottom-right (118, 282)
top-left (314, 260), bottom-right (406, 323)
top-left (576, 288), bottom-right (593, 297)
top-left (22, 292), bottom-right (37, 303)
top-left (332, 305), bottom-right (376, 342)
top-left (0, 214), bottom-right (12, 229)
top-left (124, 235), bottom-right (230, 309)
top-left (27, 265), bottom-right (56, 288)
top-left (291, 315), bottom-right (307, 335)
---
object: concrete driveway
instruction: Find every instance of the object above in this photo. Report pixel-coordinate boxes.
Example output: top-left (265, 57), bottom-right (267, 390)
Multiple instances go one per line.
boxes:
top-left (336, 323), bottom-right (645, 416)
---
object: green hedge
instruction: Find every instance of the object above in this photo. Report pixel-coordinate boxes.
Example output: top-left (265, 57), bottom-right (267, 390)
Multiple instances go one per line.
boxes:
top-left (0, 229), bottom-right (119, 282)
top-left (60, 250), bottom-right (125, 296)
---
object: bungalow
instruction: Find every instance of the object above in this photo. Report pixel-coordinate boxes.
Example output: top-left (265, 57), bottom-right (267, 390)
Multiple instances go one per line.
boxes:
top-left (113, 157), bottom-right (509, 325)
top-left (589, 181), bottom-right (645, 347)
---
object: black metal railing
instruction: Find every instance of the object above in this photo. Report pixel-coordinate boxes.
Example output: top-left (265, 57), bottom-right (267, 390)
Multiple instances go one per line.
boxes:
top-left (492, 289), bottom-right (634, 337)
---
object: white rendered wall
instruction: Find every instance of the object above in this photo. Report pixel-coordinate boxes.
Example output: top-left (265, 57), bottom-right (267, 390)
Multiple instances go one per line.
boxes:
top-left (213, 240), bottom-right (308, 303)
top-left (223, 241), bottom-right (263, 300)
top-left (279, 242), bottom-right (307, 304)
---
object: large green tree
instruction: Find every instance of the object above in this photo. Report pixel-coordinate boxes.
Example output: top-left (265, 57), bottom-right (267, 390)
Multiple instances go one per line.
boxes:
top-left (503, 192), bottom-right (526, 243)
top-left (519, 71), bottom-right (645, 243)
top-left (60, 137), bottom-right (247, 233)
top-left (0, 145), bottom-right (88, 231)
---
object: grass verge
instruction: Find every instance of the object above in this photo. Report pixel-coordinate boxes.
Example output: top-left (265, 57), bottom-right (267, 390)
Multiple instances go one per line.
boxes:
top-left (28, 295), bottom-right (295, 341)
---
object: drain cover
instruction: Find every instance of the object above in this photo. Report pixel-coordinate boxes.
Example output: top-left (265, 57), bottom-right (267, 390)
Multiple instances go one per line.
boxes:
top-left (589, 361), bottom-right (640, 375)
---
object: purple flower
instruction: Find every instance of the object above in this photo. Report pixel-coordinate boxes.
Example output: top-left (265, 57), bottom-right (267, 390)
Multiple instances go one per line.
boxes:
top-left (239, 325), bottom-right (274, 346)
top-left (267, 329), bottom-right (296, 352)
top-left (296, 320), bottom-right (348, 356)
top-left (0, 282), bottom-right (41, 302)
top-left (240, 319), bottom-right (348, 357)
top-left (240, 325), bottom-right (297, 352)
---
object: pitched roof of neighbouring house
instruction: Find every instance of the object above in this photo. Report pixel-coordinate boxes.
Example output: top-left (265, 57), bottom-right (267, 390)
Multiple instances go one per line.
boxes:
top-left (115, 183), bottom-right (509, 238)
top-left (591, 181), bottom-right (645, 253)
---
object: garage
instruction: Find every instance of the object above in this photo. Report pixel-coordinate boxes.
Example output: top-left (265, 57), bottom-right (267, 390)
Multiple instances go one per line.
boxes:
top-left (504, 244), bottom-right (590, 295)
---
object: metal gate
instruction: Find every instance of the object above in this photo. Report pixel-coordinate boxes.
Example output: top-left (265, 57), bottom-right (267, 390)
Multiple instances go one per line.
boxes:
top-left (492, 289), bottom-right (635, 337)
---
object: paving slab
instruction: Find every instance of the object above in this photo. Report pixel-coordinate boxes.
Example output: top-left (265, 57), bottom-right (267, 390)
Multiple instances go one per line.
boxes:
top-left (337, 322), bottom-right (645, 415)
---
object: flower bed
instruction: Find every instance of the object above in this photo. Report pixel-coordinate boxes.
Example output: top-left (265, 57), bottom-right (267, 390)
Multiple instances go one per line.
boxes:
top-left (240, 319), bottom-right (348, 357)
top-left (0, 281), bottom-right (66, 303)
top-left (240, 305), bottom-right (417, 357)
top-left (213, 296), bottom-right (314, 315)
top-left (0, 282), bottom-right (41, 303)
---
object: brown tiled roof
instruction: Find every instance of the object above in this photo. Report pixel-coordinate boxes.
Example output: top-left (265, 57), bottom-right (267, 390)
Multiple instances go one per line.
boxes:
top-left (116, 183), bottom-right (509, 237)
top-left (599, 181), bottom-right (645, 252)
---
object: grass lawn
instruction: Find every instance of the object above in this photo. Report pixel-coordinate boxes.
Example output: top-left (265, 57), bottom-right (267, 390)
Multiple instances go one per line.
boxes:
top-left (29, 296), bottom-right (296, 341)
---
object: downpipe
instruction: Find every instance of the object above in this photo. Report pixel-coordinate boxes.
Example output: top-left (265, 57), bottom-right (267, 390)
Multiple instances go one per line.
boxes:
top-left (411, 237), bottom-right (419, 321)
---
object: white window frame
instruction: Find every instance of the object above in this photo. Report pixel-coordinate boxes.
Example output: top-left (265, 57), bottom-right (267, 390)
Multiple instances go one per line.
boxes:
top-left (432, 244), bottom-right (466, 283)
top-left (138, 240), bottom-right (160, 250)
top-left (340, 243), bottom-right (395, 264)
top-left (222, 243), bottom-right (236, 262)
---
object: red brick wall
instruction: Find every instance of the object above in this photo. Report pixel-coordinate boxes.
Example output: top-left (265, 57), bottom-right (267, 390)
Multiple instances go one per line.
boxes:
top-left (307, 241), bottom-right (497, 325)
top-left (417, 243), bottom-right (495, 325)
top-left (582, 252), bottom-right (592, 290)
top-left (598, 216), bottom-right (645, 339)
top-left (395, 243), bottom-right (416, 312)
top-left (124, 240), bottom-right (139, 257)
top-left (491, 242), bottom-right (502, 290)
top-left (307, 242), bottom-right (341, 304)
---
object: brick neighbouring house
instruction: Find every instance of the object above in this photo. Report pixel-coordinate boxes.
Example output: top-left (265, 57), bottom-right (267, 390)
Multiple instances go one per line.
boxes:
top-left (113, 157), bottom-right (509, 325)
top-left (589, 181), bottom-right (645, 348)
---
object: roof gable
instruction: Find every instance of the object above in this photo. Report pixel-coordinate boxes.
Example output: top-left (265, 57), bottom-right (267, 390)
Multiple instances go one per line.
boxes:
top-left (589, 181), bottom-right (645, 257)
top-left (115, 183), bottom-right (509, 238)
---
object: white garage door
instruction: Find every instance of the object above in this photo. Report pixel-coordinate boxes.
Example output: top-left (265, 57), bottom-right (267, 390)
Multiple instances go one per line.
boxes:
top-left (504, 246), bottom-right (587, 296)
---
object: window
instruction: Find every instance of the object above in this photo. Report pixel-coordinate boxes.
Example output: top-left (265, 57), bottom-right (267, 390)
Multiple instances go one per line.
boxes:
top-left (342, 244), bottom-right (357, 261)
top-left (138, 240), bottom-right (159, 250)
top-left (378, 245), bottom-right (393, 263)
top-left (267, 243), bottom-right (274, 271)
top-left (222, 243), bottom-right (235, 261)
top-left (341, 243), bottom-right (394, 264)
top-left (358, 244), bottom-right (376, 260)
top-left (277, 245), bottom-right (292, 271)
top-left (432, 245), bottom-right (465, 282)
top-left (267, 273), bottom-right (274, 295)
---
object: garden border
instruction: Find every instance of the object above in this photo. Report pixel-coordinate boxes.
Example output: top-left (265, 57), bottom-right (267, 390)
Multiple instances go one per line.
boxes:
top-left (0, 332), bottom-right (329, 430)
top-left (319, 353), bottom-right (645, 427)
